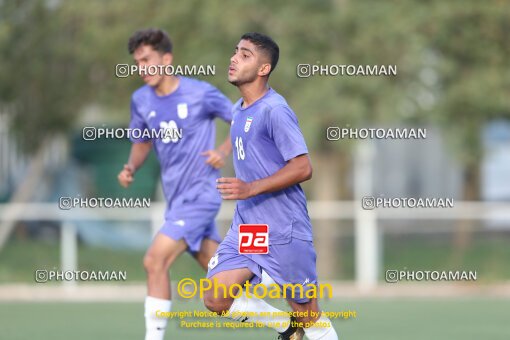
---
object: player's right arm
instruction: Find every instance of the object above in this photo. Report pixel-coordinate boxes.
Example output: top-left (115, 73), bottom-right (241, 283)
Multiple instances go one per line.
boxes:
top-left (118, 141), bottom-right (152, 188)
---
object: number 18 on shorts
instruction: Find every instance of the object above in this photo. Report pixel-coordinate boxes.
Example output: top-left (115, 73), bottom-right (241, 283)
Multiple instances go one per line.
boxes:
top-left (238, 224), bottom-right (269, 254)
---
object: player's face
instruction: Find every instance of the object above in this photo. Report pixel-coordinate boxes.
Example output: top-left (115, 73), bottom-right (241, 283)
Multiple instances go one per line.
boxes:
top-left (132, 44), bottom-right (172, 87)
top-left (228, 39), bottom-right (271, 86)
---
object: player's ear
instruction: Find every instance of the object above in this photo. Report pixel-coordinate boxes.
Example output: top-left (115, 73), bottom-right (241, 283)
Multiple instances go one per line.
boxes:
top-left (163, 52), bottom-right (173, 65)
top-left (258, 63), bottom-right (271, 77)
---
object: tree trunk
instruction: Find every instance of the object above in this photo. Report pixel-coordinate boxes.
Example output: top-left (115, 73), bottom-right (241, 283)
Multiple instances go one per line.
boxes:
top-left (450, 162), bottom-right (480, 267)
top-left (311, 150), bottom-right (351, 280)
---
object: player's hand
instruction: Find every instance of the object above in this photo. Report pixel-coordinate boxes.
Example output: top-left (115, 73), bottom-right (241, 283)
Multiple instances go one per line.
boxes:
top-left (201, 149), bottom-right (226, 169)
top-left (216, 177), bottom-right (254, 200)
top-left (118, 164), bottom-right (134, 188)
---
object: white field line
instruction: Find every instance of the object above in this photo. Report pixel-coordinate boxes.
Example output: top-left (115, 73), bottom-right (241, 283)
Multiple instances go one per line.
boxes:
top-left (1, 281), bottom-right (509, 302)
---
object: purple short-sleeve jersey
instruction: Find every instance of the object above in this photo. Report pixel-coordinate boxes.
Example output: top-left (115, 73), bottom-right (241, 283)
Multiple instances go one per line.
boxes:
top-left (230, 88), bottom-right (312, 244)
top-left (129, 76), bottom-right (232, 211)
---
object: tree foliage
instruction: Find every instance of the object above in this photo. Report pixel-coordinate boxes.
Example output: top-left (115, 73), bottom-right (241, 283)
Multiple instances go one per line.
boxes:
top-left (1, 0), bottom-right (509, 186)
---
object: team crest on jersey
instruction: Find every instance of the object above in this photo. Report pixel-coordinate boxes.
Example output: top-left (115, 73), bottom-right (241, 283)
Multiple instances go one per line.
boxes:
top-left (244, 116), bottom-right (253, 132)
top-left (177, 103), bottom-right (188, 119)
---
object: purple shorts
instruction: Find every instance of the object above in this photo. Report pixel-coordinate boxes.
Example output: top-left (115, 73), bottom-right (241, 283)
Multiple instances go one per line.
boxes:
top-left (206, 227), bottom-right (318, 303)
top-left (159, 196), bottom-right (222, 253)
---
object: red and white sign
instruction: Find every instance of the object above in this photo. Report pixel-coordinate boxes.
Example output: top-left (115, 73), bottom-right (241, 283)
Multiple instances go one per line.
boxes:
top-left (238, 224), bottom-right (269, 254)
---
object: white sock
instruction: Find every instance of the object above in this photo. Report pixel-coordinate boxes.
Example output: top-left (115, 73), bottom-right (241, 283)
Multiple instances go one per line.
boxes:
top-left (254, 271), bottom-right (276, 297)
top-left (227, 294), bottom-right (290, 333)
top-left (304, 316), bottom-right (338, 340)
top-left (144, 296), bottom-right (171, 340)
top-left (260, 270), bottom-right (276, 285)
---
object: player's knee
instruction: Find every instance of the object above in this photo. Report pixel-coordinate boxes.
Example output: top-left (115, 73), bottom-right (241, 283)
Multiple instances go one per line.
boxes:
top-left (143, 252), bottom-right (167, 274)
top-left (203, 291), bottom-right (231, 314)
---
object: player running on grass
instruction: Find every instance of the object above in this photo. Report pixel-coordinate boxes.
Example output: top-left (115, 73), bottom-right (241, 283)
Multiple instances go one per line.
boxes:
top-left (204, 32), bottom-right (339, 340)
top-left (117, 28), bottom-right (232, 340)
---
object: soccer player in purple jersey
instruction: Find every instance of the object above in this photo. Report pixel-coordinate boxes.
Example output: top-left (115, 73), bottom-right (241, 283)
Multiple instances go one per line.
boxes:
top-left (204, 33), bottom-right (339, 340)
top-left (117, 29), bottom-right (233, 340)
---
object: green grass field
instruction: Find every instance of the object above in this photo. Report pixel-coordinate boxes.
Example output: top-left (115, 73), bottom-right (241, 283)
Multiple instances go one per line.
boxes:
top-left (2, 233), bottom-right (510, 283)
top-left (2, 298), bottom-right (509, 340)
top-left (2, 235), bottom-right (510, 339)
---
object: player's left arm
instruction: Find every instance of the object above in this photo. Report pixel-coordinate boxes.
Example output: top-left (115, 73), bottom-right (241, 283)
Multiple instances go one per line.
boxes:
top-left (201, 84), bottom-right (233, 169)
top-left (201, 132), bottom-right (232, 169)
top-left (217, 154), bottom-right (312, 200)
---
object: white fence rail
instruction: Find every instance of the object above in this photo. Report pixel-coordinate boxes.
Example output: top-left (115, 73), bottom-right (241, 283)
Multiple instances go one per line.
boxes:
top-left (1, 201), bottom-right (510, 289)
